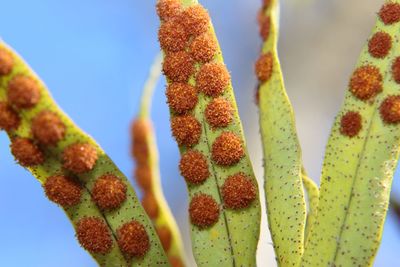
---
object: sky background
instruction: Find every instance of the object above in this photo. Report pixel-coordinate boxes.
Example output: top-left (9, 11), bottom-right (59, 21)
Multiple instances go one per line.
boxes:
top-left (0, 0), bottom-right (399, 266)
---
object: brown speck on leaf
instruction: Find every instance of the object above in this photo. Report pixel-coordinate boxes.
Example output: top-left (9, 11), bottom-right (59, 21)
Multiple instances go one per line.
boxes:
top-left (92, 174), bottom-right (127, 210)
top-left (212, 132), bottom-right (244, 166)
top-left (76, 217), bottom-right (113, 254)
top-left (340, 111), bottom-right (362, 137)
top-left (380, 95), bottom-right (400, 124)
top-left (32, 111), bottom-right (66, 146)
top-left (0, 102), bottom-right (20, 131)
top-left (10, 137), bottom-right (44, 167)
top-left (7, 75), bottom-right (41, 109)
top-left (117, 221), bottom-right (150, 258)
top-left (62, 143), bottom-right (98, 174)
top-left (368, 32), bottom-right (392, 59)
top-left (349, 65), bottom-right (382, 100)
top-left (163, 51), bottom-right (195, 82)
top-left (222, 173), bottom-right (257, 209)
top-left (179, 150), bottom-right (210, 185)
top-left (196, 62), bottom-right (230, 97)
top-left (171, 115), bottom-right (202, 147)
top-left (44, 175), bottom-right (82, 207)
top-left (189, 193), bottom-right (220, 228)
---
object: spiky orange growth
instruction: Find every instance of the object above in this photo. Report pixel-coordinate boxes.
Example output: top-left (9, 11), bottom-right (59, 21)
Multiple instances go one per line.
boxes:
top-left (392, 57), bottom-right (400, 84)
top-left (196, 63), bottom-right (230, 97)
top-left (159, 19), bottom-right (189, 52)
top-left (190, 32), bottom-right (218, 63)
top-left (379, 2), bottom-right (400, 25)
top-left (156, 0), bottom-right (182, 21)
top-left (259, 15), bottom-right (271, 41)
top-left (156, 226), bottom-right (172, 251)
top-left (179, 150), bottom-right (210, 184)
top-left (180, 4), bottom-right (210, 36)
top-left (205, 97), bottom-right (233, 128)
top-left (380, 95), bottom-right (400, 124)
top-left (171, 115), bottom-right (202, 147)
top-left (135, 165), bottom-right (152, 191)
top-left (0, 48), bottom-right (13, 76)
top-left (62, 143), bottom-right (98, 174)
top-left (222, 173), bottom-right (256, 210)
top-left (7, 75), bottom-right (40, 109)
top-left (117, 221), bottom-right (150, 258)
top-left (349, 65), bottom-right (382, 100)
top-left (92, 174), bottom-right (127, 210)
top-left (44, 175), bottom-right (82, 207)
top-left (31, 111), bottom-right (66, 145)
top-left (169, 256), bottom-right (184, 267)
top-left (0, 102), bottom-right (20, 131)
top-left (368, 32), bottom-right (392, 59)
top-left (10, 137), bottom-right (44, 167)
top-left (255, 53), bottom-right (274, 82)
top-left (340, 111), bottom-right (362, 137)
top-left (211, 132), bottom-right (244, 166)
top-left (163, 51), bottom-right (195, 83)
top-left (76, 217), bottom-right (113, 254)
top-left (166, 83), bottom-right (198, 114)
top-left (189, 194), bottom-right (220, 228)
top-left (142, 192), bottom-right (159, 219)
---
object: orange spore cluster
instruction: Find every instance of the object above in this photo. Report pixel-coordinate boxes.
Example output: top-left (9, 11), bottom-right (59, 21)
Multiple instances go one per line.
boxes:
top-left (349, 65), bottom-right (382, 100)
top-left (131, 119), bottom-right (150, 165)
top-left (163, 51), bottom-right (195, 83)
top-left (134, 165), bottom-right (152, 191)
top-left (179, 150), bottom-right (210, 185)
top-left (171, 115), bottom-right (202, 147)
top-left (158, 19), bottom-right (189, 52)
top-left (31, 111), bottom-right (66, 146)
top-left (190, 32), bottom-right (218, 63)
top-left (380, 95), bottom-right (400, 124)
top-left (255, 53), bottom-right (274, 82)
top-left (166, 83), bottom-right (198, 114)
top-left (10, 137), bottom-right (44, 167)
top-left (0, 48), bottom-right (14, 76)
top-left (189, 194), bottom-right (220, 228)
top-left (156, 226), bottom-right (172, 251)
top-left (368, 31), bottom-right (392, 59)
top-left (222, 173), bottom-right (257, 210)
top-left (340, 111), bottom-right (362, 137)
top-left (391, 56), bottom-right (400, 84)
top-left (92, 174), bottom-right (127, 210)
top-left (7, 75), bottom-right (40, 109)
top-left (117, 220), bottom-right (150, 258)
top-left (169, 256), bottom-right (184, 267)
top-left (379, 2), bottom-right (400, 25)
top-left (179, 5), bottom-right (210, 36)
top-left (62, 143), bottom-right (98, 174)
top-left (196, 62), bottom-right (230, 97)
top-left (0, 102), bottom-right (20, 131)
top-left (156, 0), bottom-right (182, 22)
top-left (212, 132), bottom-right (244, 166)
top-left (76, 217), bottom-right (113, 254)
top-left (141, 192), bottom-right (159, 219)
top-left (205, 97), bottom-right (233, 128)
top-left (44, 175), bottom-right (82, 207)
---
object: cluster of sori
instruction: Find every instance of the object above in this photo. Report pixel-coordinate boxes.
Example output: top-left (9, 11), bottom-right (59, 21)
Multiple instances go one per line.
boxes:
top-left (132, 118), bottom-right (184, 267)
top-left (0, 43), bottom-right (169, 266)
top-left (157, 0), bottom-right (257, 228)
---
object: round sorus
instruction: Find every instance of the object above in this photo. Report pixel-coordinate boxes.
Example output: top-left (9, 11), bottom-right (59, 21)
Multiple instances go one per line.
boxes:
top-left (132, 141), bottom-right (149, 165)
top-left (10, 137), bottom-right (44, 167)
top-left (0, 102), bottom-right (20, 131)
top-left (141, 192), bottom-right (159, 219)
top-left (132, 118), bottom-right (150, 143)
top-left (156, 0), bottom-right (182, 21)
top-left (44, 175), bottom-right (82, 207)
top-left (169, 256), bottom-right (184, 267)
top-left (180, 4), bottom-right (210, 36)
top-left (263, 0), bottom-right (272, 9)
top-left (158, 19), bottom-right (189, 52)
top-left (156, 226), bottom-right (172, 251)
top-left (205, 97), bottom-right (233, 128)
top-left (76, 217), bottom-right (113, 254)
top-left (92, 174), bottom-right (127, 210)
top-left (31, 111), bottom-right (66, 145)
top-left (211, 132), bottom-right (244, 166)
top-left (196, 62), bottom-right (230, 97)
top-left (259, 15), bottom-right (271, 41)
top-left (189, 193), bottom-right (220, 228)
top-left (163, 51), bottom-right (195, 83)
top-left (340, 111), bottom-right (362, 137)
top-left (368, 32), bottom-right (392, 59)
top-left (222, 173), bottom-right (256, 210)
top-left (379, 2), bottom-right (400, 25)
top-left (189, 32), bottom-right (218, 63)
top-left (166, 83), bottom-right (198, 114)
top-left (62, 143), bottom-right (98, 174)
top-left (391, 56), bottom-right (400, 84)
top-left (179, 150), bottom-right (210, 184)
top-left (117, 221), bottom-right (150, 258)
top-left (135, 165), bottom-right (152, 191)
top-left (349, 65), bottom-right (382, 100)
top-left (380, 95), bottom-right (400, 124)
top-left (171, 115), bottom-right (202, 147)
top-left (7, 75), bottom-right (40, 109)
top-left (255, 53), bottom-right (274, 82)
top-left (0, 48), bottom-right (13, 76)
